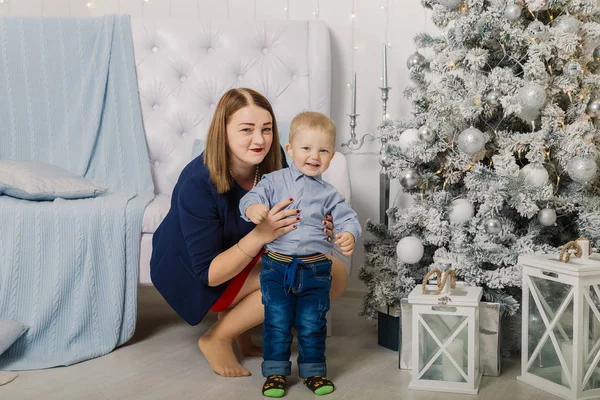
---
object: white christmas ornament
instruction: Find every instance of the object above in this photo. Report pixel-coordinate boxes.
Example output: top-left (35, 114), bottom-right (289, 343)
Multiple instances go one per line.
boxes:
top-left (504, 3), bottom-right (522, 21)
top-left (438, 0), bottom-right (462, 10)
top-left (457, 127), bottom-right (487, 155)
top-left (563, 61), bottom-right (582, 78)
top-left (518, 107), bottom-right (540, 123)
top-left (449, 199), bottom-right (474, 224)
top-left (567, 156), bottom-right (598, 183)
top-left (527, 20), bottom-right (547, 40)
top-left (518, 82), bottom-right (546, 110)
top-left (394, 191), bottom-right (415, 209)
top-left (537, 208), bottom-right (556, 226)
top-left (521, 164), bottom-right (549, 187)
top-left (396, 236), bottom-right (424, 264)
top-left (398, 128), bottom-right (420, 153)
top-left (553, 14), bottom-right (581, 34)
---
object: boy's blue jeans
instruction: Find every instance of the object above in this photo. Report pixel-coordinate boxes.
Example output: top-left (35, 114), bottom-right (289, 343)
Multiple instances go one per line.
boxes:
top-left (260, 251), bottom-right (332, 378)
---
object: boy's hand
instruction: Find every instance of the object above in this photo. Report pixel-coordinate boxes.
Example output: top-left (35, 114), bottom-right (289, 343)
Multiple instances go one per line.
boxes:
top-left (246, 204), bottom-right (269, 224)
top-left (335, 232), bottom-right (355, 256)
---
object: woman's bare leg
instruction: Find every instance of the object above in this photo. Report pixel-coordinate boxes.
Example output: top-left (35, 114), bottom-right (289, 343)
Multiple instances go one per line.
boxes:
top-left (198, 260), bottom-right (263, 377)
top-left (329, 256), bottom-right (349, 301)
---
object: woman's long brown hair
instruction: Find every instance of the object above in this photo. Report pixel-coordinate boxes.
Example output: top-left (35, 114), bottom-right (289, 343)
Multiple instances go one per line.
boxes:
top-left (203, 88), bottom-right (282, 193)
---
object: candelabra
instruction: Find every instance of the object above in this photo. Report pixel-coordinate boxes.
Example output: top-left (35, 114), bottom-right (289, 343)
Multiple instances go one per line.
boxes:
top-left (341, 45), bottom-right (392, 226)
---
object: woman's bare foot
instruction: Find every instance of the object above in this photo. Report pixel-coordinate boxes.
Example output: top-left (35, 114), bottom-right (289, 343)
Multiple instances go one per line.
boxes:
top-left (236, 331), bottom-right (262, 357)
top-left (198, 330), bottom-right (251, 377)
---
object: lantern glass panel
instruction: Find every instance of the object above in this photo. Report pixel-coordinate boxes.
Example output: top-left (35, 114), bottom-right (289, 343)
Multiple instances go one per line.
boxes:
top-left (419, 313), bottom-right (468, 383)
top-left (583, 285), bottom-right (600, 392)
top-left (526, 276), bottom-right (574, 388)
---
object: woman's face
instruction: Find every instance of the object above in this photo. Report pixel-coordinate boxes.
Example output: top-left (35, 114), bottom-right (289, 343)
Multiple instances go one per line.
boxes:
top-left (226, 105), bottom-right (274, 168)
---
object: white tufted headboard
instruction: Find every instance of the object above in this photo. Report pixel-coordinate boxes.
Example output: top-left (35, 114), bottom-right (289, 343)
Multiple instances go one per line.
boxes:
top-left (132, 19), bottom-right (333, 196)
top-left (132, 19), bottom-right (354, 284)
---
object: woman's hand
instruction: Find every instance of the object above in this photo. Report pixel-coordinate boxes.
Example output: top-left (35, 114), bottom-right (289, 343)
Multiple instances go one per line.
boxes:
top-left (322, 214), bottom-right (335, 242)
top-left (253, 198), bottom-right (299, 244)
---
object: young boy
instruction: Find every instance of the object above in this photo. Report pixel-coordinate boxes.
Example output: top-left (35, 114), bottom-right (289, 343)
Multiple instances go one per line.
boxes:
top-left (239, 111), bottom-right (361, 397)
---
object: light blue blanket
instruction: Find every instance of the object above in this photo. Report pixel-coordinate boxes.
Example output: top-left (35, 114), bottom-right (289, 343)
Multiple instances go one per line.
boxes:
top-left (0, 15), bottom-right (154, 369)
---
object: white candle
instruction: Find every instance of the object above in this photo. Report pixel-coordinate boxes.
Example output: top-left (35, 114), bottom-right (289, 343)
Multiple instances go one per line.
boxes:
top-left (560, 341), bottom-right (573, 387)
top-left (442, 339), bottom-right (464, 382)
top-left (351, 72), bottom-right (357, 115)
top-left (382, 43), bottom-right (388, 88)
top-left (578, 239), bottom-right (590, 260)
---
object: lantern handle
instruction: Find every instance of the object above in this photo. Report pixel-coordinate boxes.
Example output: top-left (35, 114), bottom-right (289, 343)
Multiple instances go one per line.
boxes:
top-left (422, 269), bottom-right (442, 294)
top-left (435, 270), bottom-right (457, 295)
top-left (559, 241), bottom-right (583, 263)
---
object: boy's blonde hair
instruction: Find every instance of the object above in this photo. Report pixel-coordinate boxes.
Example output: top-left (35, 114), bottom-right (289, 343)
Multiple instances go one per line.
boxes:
top-left (289, 111), bottom-right (336, 144)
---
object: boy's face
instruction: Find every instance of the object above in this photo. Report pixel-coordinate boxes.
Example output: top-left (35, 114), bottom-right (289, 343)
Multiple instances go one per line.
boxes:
top-left (285, 128), bottom-right (335, 177)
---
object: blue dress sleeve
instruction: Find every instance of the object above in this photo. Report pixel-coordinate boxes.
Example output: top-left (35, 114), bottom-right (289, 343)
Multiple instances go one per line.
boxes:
top-left (177, 173), bottom-right (222, 286)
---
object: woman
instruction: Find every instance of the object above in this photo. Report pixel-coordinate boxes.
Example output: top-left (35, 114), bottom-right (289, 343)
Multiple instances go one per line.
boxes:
top-left (150, 88), bottom-right (348, 378)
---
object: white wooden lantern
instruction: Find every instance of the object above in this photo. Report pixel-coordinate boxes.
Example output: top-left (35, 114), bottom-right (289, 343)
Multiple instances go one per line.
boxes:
top-left (518, 242), bottom-right (600, 400)
top-left (408, 278), bottom-right (483, 394)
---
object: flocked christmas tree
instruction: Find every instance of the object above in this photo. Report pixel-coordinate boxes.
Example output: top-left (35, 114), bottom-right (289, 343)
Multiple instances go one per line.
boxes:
top-left (359, 0), bottom-right (600, 352)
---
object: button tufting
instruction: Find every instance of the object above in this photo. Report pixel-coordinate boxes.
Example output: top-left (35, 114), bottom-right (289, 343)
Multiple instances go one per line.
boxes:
top-left (238, 75), bottom-right (243, 81)
top-left (181, 132), bottom-right (187, 137)
top-left (207, 47), bottom-right (214, 53)
top-left (263, 48), bottom-right (268, 54)
top-left (154, 161), bottom-right (160, 167)
top-left (292, 75), bottom-right (298, 80)
top-left (152, 46), bottom-right (158, 53)
top-left (180, 76), bottom-right (187, 82)
top-left (210, 104), bottom-right (215, 110)
top-left (152, 104), bottom-right (159, 110)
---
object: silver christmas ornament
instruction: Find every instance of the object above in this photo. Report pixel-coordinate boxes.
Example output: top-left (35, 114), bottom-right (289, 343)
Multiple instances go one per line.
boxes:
top-left (485, 90), bottom-right (501, 106)
top-left (563, 61), bottom-right (582, 78)
top-left (537, 208), bottom-right (557, 227)
top-left (586, 98), bottom-right (600, 118)
top-left (457, 127), bottom-right (487, 155)
top-left (518, 82), bottom-right (547, 110)
top-left (484, 217), bottom-right (502, 234)
top-left (438, 0), bottom-right (462, 10)
top-left (594, 46), bottom-right (600, 62)
top-left (587, 61), bottom-right (600, 74)
top-left (379, 153), bottom-right (392, 168)
top-left (554, 15), bottom-right (580, 35)
top-left (418, 125), bottom-right (436, 143)
top-left (406, 52), bottom-right (426, 70)
top-left (504, 3), bottom-right (522, 21)
top-left (399, 168), bottom-right (421, 190)
top-left (567, 156), bottom-right (598, 183)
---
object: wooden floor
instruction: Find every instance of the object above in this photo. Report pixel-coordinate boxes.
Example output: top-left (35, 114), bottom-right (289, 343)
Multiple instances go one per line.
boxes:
top-left (2, 287), bottom-right (558, 400)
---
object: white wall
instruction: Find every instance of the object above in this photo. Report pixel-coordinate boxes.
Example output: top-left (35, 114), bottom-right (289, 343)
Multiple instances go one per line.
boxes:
top-left (0, 0), bottom-right (431, 292)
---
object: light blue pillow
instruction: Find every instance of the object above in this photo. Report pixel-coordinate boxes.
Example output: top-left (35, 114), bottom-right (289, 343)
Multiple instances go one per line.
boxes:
top-left (277, 124), bottom-right (292, 166)
top-left (0, 319), bottom-right (27, 356)
top-left (191, 139), bottom-right (205, 159)
top-left (0, 160), bottom-right (107, 201)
